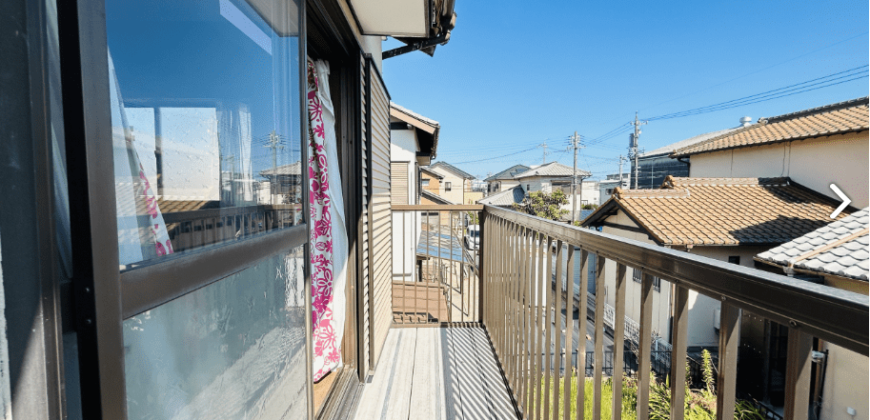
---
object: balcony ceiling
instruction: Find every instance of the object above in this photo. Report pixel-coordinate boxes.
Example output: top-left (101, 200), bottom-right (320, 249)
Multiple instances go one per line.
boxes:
top-left (349, 0), bottom-right (429, 37)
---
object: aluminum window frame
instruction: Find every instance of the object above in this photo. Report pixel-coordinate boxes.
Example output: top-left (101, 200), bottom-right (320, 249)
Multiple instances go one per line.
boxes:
top-left (58, 0), bottom-right (311, 417)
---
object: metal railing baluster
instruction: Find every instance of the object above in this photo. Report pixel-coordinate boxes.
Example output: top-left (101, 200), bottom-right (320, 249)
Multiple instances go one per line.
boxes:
top-left (716, 302), bottom-right (741, 420)
top-left (592, 254), bottom-right (606, 420)
top-left (611, 263), bottom-right (627, 420)
top-left (562, 246), bottom-right (575, 420)
top-left (637, 273), bottom-right (655, 420)
top-left (670, 285), bottom-right (689, 420)
top-left (543, 236), bottom-right (554, 420)
top-left (575, 249), bottom-right (590, 420)
top-left (552, 240), bottom-right (564, 419)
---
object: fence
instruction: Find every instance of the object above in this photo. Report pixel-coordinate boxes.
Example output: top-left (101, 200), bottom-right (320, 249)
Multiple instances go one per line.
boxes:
top-left (480, 205), bottom-right (867, 420)
top-left (390, 205), bottom-right (483, 325)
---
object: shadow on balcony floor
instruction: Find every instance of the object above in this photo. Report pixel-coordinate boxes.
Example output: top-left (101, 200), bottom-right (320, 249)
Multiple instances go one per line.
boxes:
top-left (354, 327), bottom-right (517, 420)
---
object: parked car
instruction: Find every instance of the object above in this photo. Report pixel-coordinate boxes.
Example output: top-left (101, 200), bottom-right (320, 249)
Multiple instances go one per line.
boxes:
top-left (464, 225), bottom-right (480, 250)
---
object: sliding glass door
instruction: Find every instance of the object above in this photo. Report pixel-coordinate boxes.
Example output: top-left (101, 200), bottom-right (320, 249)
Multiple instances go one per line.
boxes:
top-left (65, 0), bottom-right (310, 418)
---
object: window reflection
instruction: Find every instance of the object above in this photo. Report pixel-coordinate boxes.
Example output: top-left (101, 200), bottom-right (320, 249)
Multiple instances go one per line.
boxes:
top-left (107, 0), bottom-right (302, 267)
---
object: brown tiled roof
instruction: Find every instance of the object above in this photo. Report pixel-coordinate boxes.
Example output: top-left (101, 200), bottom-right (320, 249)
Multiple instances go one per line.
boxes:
top-left (584, 176), bottom-right (849, 246)
top-left (670, 97), bottom-right (869, 157)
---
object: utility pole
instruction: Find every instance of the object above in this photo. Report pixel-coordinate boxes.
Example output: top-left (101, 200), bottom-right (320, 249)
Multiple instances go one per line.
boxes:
top-left (617, 155), bottom-right (628, 188)
top-left (264, 130), bottom-right (284, 170)
top-left (629, 112), bottom-right (647, 189)
top-left (569, 131), bottom-right (584, 224)
top-left (537, 141), bottom-right (549, 165)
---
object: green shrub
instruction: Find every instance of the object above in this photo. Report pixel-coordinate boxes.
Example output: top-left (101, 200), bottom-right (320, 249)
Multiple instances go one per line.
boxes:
top-left (530, 351), bottom-right (765, 420)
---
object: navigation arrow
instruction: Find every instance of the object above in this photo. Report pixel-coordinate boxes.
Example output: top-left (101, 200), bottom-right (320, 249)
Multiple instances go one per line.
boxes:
top-left (829, 184), bottom-right (851, 219)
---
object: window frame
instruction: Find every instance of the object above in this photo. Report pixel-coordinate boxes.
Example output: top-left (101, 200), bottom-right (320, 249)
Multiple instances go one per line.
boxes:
top-left (445, 181), bottom-right (452, 191)
top-left (59, 0), bottom-right (310, 417)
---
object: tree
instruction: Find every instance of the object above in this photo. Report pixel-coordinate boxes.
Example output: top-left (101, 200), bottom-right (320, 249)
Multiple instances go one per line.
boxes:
top-left (512, 190), bottom-right (569, 221)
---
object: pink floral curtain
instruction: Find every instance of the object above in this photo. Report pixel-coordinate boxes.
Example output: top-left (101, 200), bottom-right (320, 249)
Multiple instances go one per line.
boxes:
top-left (307, 59), bottom-right (347, 382)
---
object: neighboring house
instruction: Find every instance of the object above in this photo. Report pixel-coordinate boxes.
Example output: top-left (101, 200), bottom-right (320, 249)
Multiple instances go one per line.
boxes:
top-left (259, 161), bottom-right (303, 205)
top-left (390, 103), bottom-right (439, 283)
top-left (756, 208), bottom-right (868, 420)
top-left (631, 123), bottom-right (741, 189)
top-left (671, 96), bottom-right (869, 208)
top-left (484, 164), bottom-right (530, 194)
top-left (598, 173), bottom-right (631, 204)
top-left (420, 166), bottom-right (443, 196)
top-left (427, 161), bottom-right (476, 205)
top-left (513, 161), bottom-right (594, 220)
top-left (582, 176), bottom-right (847, 351)
top-left (476, 185), bottom-right (525, 208)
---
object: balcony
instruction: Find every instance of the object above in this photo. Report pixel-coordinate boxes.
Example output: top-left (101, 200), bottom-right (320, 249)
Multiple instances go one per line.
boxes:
top-left (364, 204), bottom-right (868, 420)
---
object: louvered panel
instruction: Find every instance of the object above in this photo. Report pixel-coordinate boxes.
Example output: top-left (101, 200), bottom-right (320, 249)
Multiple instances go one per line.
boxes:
top-left (368, 60), bottom-right (392, 369)
top-left (359, 53), bottom-right (371, 374)
top-left (390, 162), bottom-right (408, 206)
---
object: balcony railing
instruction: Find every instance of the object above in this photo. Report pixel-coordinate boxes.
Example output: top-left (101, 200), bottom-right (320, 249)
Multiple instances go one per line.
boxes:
top-left (385, 204), bottom-right (868, 420)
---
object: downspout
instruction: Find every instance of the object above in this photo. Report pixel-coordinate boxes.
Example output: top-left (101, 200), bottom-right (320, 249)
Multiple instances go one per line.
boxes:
top-left (676, 157), bottom-right (690, 176)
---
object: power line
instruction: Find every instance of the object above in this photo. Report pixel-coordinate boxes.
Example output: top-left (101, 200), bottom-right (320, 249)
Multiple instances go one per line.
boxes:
top-left (452, 146), bottom-right (538, 164)
top-left (646, 65), bottom-right (869, 121)
top-left (583, 64), bottom-right (868, 149)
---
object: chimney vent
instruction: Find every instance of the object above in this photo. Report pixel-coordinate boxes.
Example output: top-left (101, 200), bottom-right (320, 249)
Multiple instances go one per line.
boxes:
top-left (740, 116), bottom-right (752, 127)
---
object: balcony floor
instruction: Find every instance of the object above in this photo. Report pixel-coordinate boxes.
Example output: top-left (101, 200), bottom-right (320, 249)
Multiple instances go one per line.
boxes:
top-left (354, 327), bottom-right (517, 420)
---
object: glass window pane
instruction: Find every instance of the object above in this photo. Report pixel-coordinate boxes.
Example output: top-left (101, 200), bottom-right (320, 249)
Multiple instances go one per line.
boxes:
top-left (123, 247), bottom-right (308, 419)
top-left (106, 0), bottom-right (302, 267)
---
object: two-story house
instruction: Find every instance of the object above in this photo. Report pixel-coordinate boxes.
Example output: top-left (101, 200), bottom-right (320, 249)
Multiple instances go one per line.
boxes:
top-left (426, 161), bottom-right (476, 204)
top-left (670, 97), bottom-right (869, 208)
top-left (484, 164), bottom-right (529, 195)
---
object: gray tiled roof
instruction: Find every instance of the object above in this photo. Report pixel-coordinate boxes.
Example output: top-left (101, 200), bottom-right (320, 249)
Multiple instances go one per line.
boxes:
top-left (756, 208), bottom-right (869, 281)
top-left (484, 164), bottom-right (531, 181)
top-left (514, 162), bottom-right (591, 179)
top-left (477, 186), bottom-right (524, 206)
top-left (640, 127), bottom-right (740, 157)
top-left (429, 161), bottom-right (475, 179)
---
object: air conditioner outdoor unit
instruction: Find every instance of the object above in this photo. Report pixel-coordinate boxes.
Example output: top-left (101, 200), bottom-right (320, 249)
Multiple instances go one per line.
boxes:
top-left (713, 308), bottom-right (721, 330)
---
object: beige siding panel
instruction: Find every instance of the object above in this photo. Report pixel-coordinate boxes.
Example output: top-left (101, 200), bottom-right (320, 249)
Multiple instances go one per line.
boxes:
top-left (368, 64), bottom-right (392, 370)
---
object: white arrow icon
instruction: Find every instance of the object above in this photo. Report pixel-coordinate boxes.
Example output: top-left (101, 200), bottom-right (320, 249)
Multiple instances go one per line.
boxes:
top-left (829, 184), bottom-right (851, 219)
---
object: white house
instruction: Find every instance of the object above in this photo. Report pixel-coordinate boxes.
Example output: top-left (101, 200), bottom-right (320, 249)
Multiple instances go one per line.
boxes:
top-left (390, 103), bottom-right (439, 282)
top-left (484, 164), bottom-right (529, 195)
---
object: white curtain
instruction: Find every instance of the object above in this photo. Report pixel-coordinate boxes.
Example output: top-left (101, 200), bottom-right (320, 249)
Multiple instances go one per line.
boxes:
top-left (308, 59), bottom-right (348, 381)
top-left (108, 51), bottom-right (174, 266)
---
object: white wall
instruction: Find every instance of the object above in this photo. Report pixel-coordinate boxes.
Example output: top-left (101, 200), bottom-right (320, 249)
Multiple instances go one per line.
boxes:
top-left (821, 344), bottom-right (869, 420)
top-left (688, 245), bottom-right (773, 347)
top-left (689, 133), bottom-right (869, 208)
top-left (360, 35), bottom-right (383, 73)
top-left (391, 129), bottom-right (420, 281)
top-left (431, 167), bottom-right (464, 204)
top-left (600, 212), bottom-right (672, 342)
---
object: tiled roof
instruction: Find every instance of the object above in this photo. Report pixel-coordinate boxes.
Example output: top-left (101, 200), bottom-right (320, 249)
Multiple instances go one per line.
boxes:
top-left (429, 161), bottom-right (475, 179)
top-left (390, 102), bottom-right (440, 129)
top-left (477, 186), bottom-right (524, 206)
top-left (583, 176), bottom-right (848, 246)
top-left (420, 166), bottom-right (444, 179)
top-left (485, 164), bottom-right (531, 181)
top-left (671, 97), bottom-right (869, 157)
top-left (421, 189), bottom-right (456, 205)
top-left (756, 208), bottom-right (869, 281)
top-left (514, 162), bottom-right (591, 179)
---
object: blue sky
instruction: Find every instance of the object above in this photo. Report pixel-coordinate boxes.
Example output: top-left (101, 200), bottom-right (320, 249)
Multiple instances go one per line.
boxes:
top-left (381, 0), bottom-right (869, 180)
